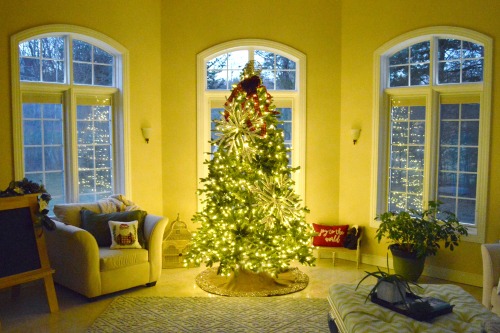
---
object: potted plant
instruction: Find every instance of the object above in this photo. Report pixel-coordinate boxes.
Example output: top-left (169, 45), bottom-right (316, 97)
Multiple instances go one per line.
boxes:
top-left (356, 266), bottom-right (421, 305)
top-left (375, 201), bottom-right (468, 281)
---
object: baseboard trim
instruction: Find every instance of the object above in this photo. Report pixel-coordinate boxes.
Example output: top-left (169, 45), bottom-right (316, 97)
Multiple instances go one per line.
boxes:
top-left (358, 253), bottom-right (482, 287)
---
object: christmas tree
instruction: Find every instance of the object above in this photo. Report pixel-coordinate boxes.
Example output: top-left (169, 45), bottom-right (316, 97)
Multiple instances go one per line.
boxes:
top-left (186, 61), bottom-right (315, 283)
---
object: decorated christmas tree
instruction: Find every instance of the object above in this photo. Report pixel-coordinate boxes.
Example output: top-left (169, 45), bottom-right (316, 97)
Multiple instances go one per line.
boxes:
top-left (186, 61), bottom-right (315, 293)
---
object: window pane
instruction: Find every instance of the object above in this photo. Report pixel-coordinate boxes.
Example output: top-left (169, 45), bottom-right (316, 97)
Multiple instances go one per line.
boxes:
top-left (438, 39), bottom-right (461, 60)
top-left (227, 50), bottom-right (248, 70)
top-left (438, 39), bottom-right (484, 84)
top-left (460, 147), bottom-right (478, 172)
top-left (261, 70), bottom-right (274, 89)
top-left (440, 121), bottom-right (458, 145)
top-left (463, 41), bottom-right (484, 58)
top-left (44, 146), bottom-right (63, 171)
top-left (463, 59), bottom-right (483, 82)
top-left (73, 40), bottom-right (115, 87)
top-left (410, 63), bottom-right (429, 85)
top-left (43, 120), bottom-right (63, 144)
top-left (94, 46), bottom-right (113, 64)
top-left (207, 70), bottom-right (227, 89)
top-left (19, 39), bottom-right (40, 57)
top-left (73, 39), bottom-right (92, 62)
top-left (22, 103), bottom-right (65, 204)
top-left (41, 37), bottom-right (64, 60)
top-left (276, 71), bottom-right (295, 90)
top-left (77, 104), bottom-right (113, 200)
top-left (255, 50), bottom-right (274, 69)
top-left (410, 41), bottom-right (430, 63)
top-left (458, 173), bottom-right (476, 198)
top-left (438, 172), bottom-right (457, 196)
top-left (389, 48), bottom-right (408, 65)
top-left (439, 147), bottom-right (458, 171)
top-left (94, 64), bottom-right (113, 86)
top-left (388, 103), bottom-right (425, 212)
top-left (276, 55), bottom-right (296, 69)
top-left (409, 121), bottom-right (425, 144)
top-left (24, 147), bottom-right (43, 172)
top-left (23, 120), bottom-right (42, 145)
top-left (460, 121), bottom-right (479, 146)
top-left (457, 199), bottom-right (475, 224)
top-left (390, 146), bottom-right (407, 169)
top-left (438, 61), bottom-right (460, 83)
top-left (19, 37), bottom-right (66, 83)
top-left (20, 58), bottom-right (40, 81)
top-left (389, 66), bottom-right (408, 87)
top-left (437, 102), bottom-right (480, 226)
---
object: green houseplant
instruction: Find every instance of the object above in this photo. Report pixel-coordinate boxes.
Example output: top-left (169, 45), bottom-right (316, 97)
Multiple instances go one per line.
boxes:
top-left (375, 201), bottom-right (468, 281)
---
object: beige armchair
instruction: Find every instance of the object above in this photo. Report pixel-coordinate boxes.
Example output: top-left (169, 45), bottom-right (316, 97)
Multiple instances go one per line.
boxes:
top-left (45, 202), bottom-right (168, 298)
top-left (481, 243), bottom-right (500, 315)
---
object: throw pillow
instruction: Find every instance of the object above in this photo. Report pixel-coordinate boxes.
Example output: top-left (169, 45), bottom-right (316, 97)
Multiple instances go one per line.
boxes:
top-left (312, 224), bottom-right (349, 247)
top-left (108, 220), bottom-right (142, 249)
top-left (80, 209), bottom-right (147, 247)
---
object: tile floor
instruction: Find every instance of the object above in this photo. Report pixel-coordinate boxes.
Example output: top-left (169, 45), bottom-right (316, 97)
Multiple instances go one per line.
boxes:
top-left (0, 259), bottom-right (482, 332)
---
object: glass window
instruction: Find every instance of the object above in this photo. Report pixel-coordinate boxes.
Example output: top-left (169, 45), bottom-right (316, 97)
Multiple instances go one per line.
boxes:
top-left (207, 49), bottom-right (296, 91)
top-left (373, 28), bottom-right (491, 242)
top-left (199, 41), bottom-right (305, 201)
top-left (13, 27), bottom-right (126, 210)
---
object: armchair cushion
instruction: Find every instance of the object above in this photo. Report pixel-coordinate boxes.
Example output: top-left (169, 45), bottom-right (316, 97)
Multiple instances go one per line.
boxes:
top-left (99, 248), bottom-right (149, 271)
top-left (80, 209), bottom-right (147, 247)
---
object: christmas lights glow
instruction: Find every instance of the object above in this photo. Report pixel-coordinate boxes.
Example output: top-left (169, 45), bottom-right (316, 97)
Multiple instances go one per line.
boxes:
top-left (186, 62), bottom-right (315, 276)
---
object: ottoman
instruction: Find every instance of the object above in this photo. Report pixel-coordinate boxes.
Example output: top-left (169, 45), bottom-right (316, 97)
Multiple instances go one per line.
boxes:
top-left (328, 284), bottom-right (499, 333)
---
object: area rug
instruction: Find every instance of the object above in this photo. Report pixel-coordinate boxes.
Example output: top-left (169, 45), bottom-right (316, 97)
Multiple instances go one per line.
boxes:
top-left (87, 296), bottom-right (331, 333)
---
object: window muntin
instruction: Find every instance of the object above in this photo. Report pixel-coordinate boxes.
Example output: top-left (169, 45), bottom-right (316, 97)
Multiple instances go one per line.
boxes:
top-left (389, 41), bottom-right (430, 87)
top-left (73, 40), bottom-right (114, 86)
top-left (13, 28), bottom-right (125, 208)
top-left (206, 50), bottom-right (296, 91)
top-left (388, 38), bottom-right (484, 87)
top-left (437, 99), bottom-right (479, 224)
top-left (438, 39), bottom-right (484, 84)
top-left (77, 97), bottom-right (114, 203)
top-left (388, 99), bottom-right (426, 212)
top-left (19, 37), bottom-right (65, 83)
top-left (374, 28), bottom-right (491, 242)
top-left (22, 100), bottom-right (65, 207)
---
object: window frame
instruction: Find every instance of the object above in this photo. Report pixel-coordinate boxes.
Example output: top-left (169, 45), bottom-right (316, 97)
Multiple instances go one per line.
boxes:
top-left (11, 24), bottom-right (131, 203)
top-left (196, 39), bottom-right (306, 210)
top-left (371, 27), bottom-right (492, 243)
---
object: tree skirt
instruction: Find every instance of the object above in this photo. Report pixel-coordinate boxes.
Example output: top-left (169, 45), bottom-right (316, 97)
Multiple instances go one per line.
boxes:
top-left (195, 267), bottom-right (309, 296)
top-left (87, 296), bottom-right (330, 332)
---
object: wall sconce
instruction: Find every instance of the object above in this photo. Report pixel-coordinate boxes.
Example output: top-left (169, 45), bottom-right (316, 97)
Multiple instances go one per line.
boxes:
top-left (351, 128), bottom-right (361, 145)
top-left (141, 127), bottom-right (152, 144)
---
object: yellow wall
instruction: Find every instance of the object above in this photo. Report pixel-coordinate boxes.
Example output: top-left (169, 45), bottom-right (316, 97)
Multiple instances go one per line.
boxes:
top-left (338, 0), bottom-right (500, 278)
top-left (161, 0), bottom-right (342, 226)
top-left (0, 0), bottom-right (164, 214)
top-left (1, 0), bottom-right (498, 282)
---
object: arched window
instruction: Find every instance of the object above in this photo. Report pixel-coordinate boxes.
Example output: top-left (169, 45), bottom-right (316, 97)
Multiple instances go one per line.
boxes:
top-left (11, 25), bottom-right (130, 208)
top-left (371, 27), bottom-right (492, 242)
top-left (197, 40), bottom-right (306, 206)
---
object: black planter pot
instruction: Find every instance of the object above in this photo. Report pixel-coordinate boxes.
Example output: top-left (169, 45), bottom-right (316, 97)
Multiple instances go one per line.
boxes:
top-left (389, 244), bottom-right (426, 282)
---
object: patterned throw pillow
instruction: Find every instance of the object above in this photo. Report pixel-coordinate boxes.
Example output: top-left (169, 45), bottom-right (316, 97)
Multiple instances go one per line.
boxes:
top-left (108, 220), bottom-right (142, 249)
top-left (80, 209), bottom-right (147, 247)
top-left (312, 224), bottom-right (349, 247)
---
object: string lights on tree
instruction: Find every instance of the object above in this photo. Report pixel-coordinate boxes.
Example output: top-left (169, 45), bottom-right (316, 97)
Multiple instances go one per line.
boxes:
top-left (186, 61), bottom-right (315, 279)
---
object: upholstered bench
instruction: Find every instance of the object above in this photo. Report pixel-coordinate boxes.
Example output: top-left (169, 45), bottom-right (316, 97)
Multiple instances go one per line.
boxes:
top-left (328, 283), bottom-right (499, 333)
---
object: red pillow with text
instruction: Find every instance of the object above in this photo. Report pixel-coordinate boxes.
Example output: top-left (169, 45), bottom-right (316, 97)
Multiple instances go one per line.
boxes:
top-left (312, 223), bottom-right (349, 247)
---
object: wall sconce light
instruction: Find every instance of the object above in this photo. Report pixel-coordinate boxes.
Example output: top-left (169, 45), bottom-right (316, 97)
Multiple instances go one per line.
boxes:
top-left (351, 128), bottom-right (361, 145)
top-left (141, 127), bottom-right (152, 144)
